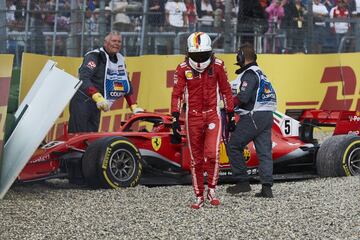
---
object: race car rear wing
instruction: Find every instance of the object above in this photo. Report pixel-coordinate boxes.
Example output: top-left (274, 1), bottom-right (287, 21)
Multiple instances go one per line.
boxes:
top-left (286, 109), bottom-right (360, 138)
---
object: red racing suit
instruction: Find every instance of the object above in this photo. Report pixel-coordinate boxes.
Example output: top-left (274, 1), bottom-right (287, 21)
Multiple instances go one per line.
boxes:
top-left (171, 57), bottom-right (234, 197)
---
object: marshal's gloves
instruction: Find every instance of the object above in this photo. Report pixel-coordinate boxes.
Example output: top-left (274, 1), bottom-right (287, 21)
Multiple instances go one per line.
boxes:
top-left (92, 93), bottom-right (110, 112)
top-left (130, 104), bottom-right (144, 114)
top-left (171, 112), bottom-right (182, 144)
top-left (227, 111), bottom-right (236, 132)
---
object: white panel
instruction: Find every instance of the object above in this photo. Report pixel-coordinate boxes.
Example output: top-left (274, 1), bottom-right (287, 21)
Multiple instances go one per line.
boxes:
top-left (0, 65), bottom-right (82, 199)
top-left (16, 60), bottom-right (57, 119)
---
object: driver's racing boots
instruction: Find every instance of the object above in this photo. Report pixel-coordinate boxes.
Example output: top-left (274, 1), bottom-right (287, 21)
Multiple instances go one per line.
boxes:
top-left (207, 188), bottom-right (220, 206)
top-left (191, 196), bottom-right (205, 209)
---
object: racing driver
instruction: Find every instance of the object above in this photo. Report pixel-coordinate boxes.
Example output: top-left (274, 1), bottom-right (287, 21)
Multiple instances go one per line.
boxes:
top-left (171, 32), bottom-right (235, 209)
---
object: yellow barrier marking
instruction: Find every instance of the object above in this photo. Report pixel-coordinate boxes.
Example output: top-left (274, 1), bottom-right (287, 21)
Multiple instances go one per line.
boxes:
top-left (0, 106), bottom-right (7, 141)
top-left (0, 55), bottom-right (14, 77)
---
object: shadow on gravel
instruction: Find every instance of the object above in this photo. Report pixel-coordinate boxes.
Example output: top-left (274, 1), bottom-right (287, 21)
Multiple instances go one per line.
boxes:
top-left (11, 179), bottom-right (91, 190)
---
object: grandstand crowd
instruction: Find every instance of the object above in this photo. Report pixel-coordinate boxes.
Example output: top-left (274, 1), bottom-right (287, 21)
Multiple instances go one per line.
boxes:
top-left (4, 0), bottom-right (360, 61)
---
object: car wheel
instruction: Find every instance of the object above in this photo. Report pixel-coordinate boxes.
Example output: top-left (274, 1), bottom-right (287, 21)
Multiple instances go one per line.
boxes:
top-left (82, 136), bottom-right (142, 188)
top-left (316, 134), bottom-right (360, 177)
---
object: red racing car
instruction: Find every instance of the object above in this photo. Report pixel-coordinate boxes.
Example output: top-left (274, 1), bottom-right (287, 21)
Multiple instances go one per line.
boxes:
top-left (19, 110), bottom-right (360, 188)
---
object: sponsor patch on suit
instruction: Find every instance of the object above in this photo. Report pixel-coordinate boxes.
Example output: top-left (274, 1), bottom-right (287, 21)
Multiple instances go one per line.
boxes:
top-left (185, 70), bottom-right (193, 80)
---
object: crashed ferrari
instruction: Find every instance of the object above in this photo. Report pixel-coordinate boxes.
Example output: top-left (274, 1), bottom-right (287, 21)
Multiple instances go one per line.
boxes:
top-left (19, 110), bottom-right (360, 188)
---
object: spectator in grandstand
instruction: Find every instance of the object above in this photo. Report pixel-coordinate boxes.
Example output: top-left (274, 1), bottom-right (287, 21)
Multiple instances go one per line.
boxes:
top-left (6, 0), bottom-right (17, 56)
top-left (349, 0), bottom-right (360, 16)
top-left (184, 0), bottom-right (197, 32)
top-left (237, 0), bottom-right (267, 45)
top-left (111, 0), bottom-right (132, 32)
top-left (330, 0), bottom-right (351, 50)
top-left (68, 31), bottom-right (143, 133)
top-left (14, 0), bottom-right (28, 31)
top-left (29, 0), bottom-right (47, 54)
top-left (323, 0), bottom-right (335, 11)
top-left (312, 0), bottom-right (329, 53)
top-left (9, 0), bottom-right (27, 63)
top-left (259, 0), bottom-right (271, 9)
top-left (171, 32), bottom-right (234, 209)
top-left (196, 0), bottom-right (214, 32)
top-left (95, 6), bottom-right (113, 34)
top-left (44, 0), bottom-right (56, 28)
top-left (59, 0), bottom-right (71, 18)
top-left (265, 1), bottom-right (286, 30)
top-left (347, 0), bottom-right (359, 51)
top-left (147, 0), bottom-right (166, 54)
top-left (32, 0), bottom-right (51, 32)
top-left (148, 0), bottom-right (166, 30)
top-left (85, 7), bottom-right (99, 33)
top-left (283, 0), bottom-right (307, 52)
top-left (165, 0), bottom-right (188, 32)
top-left (164, 0), bottom-right (188, 54)
top-left (213, 0), bottom-right (225, 32)
top-left (264, 0), bottom-right (286, 53)
top-left (6, 0), bottom-right (16, 26)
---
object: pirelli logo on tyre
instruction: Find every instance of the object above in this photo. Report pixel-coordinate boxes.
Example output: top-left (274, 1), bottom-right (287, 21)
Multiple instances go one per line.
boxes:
top-left (102, 146), bottom-right (112, 170)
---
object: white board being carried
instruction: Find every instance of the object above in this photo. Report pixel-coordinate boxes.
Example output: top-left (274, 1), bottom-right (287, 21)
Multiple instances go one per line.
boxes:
top-left (0, 61), bottom-right (82, 199)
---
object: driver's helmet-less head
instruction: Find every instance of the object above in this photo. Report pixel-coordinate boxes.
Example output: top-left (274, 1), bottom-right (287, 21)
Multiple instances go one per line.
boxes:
top-left (187, 32), bottom-right (212, 72)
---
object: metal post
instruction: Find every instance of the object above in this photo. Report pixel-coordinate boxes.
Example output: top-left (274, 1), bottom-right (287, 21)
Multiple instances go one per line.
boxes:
top-left (110, 0), bottom-right (115, 31)
top-left (174, 33), bottom-right (180, 55)
top-left (24, 0), bottom-right (31, 53)
top-left (139, 0), bottom-right (148, 55)
top-left (307, 0), bottom-right (313, 53)
top-left (223, 0), bottom-right (232, 53)
top-left (80, 0), bottom-right (86, 55)
top-left (52, 0), bottom-right (59, 56)
top-left (98, 0), bottom-right (106, 45)
top-left (355, 18), bottom-right (360, 52)
top-left (0, 0), bottom-right (7, 53)
top-left (68, 0), bottom-right (80, 57)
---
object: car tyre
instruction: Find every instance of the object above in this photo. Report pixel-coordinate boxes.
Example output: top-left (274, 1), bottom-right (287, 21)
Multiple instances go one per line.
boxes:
top-left (316, 134), bottom-right (360, 177)
top-left (82, 136), bottom-right (142, 188)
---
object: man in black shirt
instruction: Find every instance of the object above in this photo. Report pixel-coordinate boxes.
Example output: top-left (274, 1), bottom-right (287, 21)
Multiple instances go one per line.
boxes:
top-left (226, 43), bottom-right (277, 198)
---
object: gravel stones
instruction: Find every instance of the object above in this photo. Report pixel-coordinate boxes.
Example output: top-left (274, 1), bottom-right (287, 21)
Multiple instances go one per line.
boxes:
top-left (0, 176), bottom-right (359, 240)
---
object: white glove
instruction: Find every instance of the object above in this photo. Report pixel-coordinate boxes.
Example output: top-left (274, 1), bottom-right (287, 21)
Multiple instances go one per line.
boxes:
top-left (130, 104), bottom-right (144, 114)
top-left (133, 107), bottom-right (144, 114)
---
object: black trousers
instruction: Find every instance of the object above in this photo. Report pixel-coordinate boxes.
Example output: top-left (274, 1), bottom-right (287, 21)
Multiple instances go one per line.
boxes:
top-left (227, 111), bottom-right (273, 185)
top-left (68, 94), bottom-right (100, 133)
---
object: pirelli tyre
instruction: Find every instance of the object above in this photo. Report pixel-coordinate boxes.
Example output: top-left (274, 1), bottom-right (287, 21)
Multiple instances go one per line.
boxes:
top-left (316, 135), bottom-right (360, 177)
top-left (82, 136), bottom-right (142, 188)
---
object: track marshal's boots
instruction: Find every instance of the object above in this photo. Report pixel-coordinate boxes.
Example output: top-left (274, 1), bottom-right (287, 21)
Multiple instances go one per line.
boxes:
top-left (226, 181), bottom-right (251, 195)
top-left (255, 184), bottom-right (273, 198)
